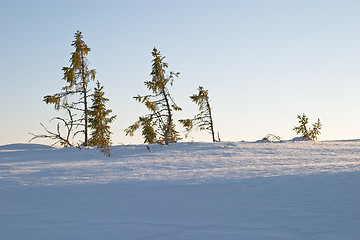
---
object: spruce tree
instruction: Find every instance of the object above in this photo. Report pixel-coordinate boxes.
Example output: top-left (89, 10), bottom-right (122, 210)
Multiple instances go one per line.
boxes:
top-left (43, 30), bottom-right (96, 147)
top-left (308, 119), bottom-right (322, 141)
top-left (125, 47), bottom-right (181, 145)
top-left (88, 81), bottom-right (116, 156)
top-left (179, 86), bottom-right (216, 142)
top-left (293, 113), bottom-right (322, 141)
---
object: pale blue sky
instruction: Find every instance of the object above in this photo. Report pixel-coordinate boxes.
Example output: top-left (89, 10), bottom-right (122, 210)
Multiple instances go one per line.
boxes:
top-left (1, 0), bottom-right (359, 145)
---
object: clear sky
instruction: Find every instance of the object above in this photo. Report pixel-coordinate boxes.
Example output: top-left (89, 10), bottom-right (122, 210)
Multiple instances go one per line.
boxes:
top-left (1, 0), bottom-right (359, 146)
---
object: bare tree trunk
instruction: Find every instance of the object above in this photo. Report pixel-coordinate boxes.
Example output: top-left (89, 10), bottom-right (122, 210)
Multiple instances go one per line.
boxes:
top-left (82, 61), bottom-right (88, 147)
top-left (84, 86), bottom-right (88, 147)
top-left (206, 99), bottom-right (216, 142)
top-left (162, 88), bottom-right (172, 145)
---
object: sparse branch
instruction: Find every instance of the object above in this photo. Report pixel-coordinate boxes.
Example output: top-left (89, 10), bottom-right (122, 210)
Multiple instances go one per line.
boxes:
top-left (29, 119), bottom-right (74, 147)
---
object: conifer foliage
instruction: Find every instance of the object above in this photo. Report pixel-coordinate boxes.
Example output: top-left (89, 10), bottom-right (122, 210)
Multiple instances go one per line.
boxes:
top-left (293, 113), bottom-right (322, 141)
top-left (179, 86), bottom-right (217, 142)
top-left (42, 30), bottom-right (96, 147)
top-left (88, 81), bottom-right (116, 156)
top-left (125, 48), bottom-right (181, 145)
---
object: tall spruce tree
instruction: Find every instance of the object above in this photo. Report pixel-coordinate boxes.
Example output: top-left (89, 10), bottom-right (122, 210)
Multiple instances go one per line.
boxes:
top-left (125, 47), bottom-right (181, 145)
top-left (179, 86), bottom-right (216, 142)
top-left (88, 81), bottom-right (116, 156)
top-left (43, 30), bottom-right (96, 147)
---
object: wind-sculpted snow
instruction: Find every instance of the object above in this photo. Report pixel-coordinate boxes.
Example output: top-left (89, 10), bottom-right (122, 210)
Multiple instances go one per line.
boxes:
top-left (0, 141), bottom-right (359, 186)
top-left (0, 141), bottom-right (359, 239)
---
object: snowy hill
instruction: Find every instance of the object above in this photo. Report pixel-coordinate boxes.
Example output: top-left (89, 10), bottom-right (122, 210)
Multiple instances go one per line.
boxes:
top-left (0, 141), bottom-right (359, 239)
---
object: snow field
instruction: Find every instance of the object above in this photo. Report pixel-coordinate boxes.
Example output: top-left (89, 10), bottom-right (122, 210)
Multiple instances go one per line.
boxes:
top-left (0, 141), bottom-right (359, 239)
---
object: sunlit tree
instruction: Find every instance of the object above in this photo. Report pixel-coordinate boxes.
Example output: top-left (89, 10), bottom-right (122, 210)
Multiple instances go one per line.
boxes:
top-left (125, 48), bottom-right (181, 145)
top-left (88, 81), bottom-right (117, 156)
top-left (179, 86), bottom-right (216, 142)
top-left (43, 30), bottom-right (96, 147)
top-left (293, 113), bottom-right (322, 141)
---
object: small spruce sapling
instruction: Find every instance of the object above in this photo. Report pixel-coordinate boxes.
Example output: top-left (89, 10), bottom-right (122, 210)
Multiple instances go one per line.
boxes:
top-left (179, 86), bottom-right (217, 142)
top-left (88, 81), bottom-right (117, 156)
top-left (293, 113), bottom-right (322, 141)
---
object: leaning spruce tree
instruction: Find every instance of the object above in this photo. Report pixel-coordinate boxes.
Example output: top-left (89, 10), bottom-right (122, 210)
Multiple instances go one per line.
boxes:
top-left (179, 86), bottom-right (217, 142)
top-left (88, 81), bottom-right (117, 156)
top-left (125, 47), bottom-right (181, 145)
top-left (293, 113), bottom-right (322, 141)
top-left (43, 30), bottom-right (96, 147)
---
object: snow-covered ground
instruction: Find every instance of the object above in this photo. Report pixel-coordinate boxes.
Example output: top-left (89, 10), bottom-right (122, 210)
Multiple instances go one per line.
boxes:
top-left (1, 141), bottom-right (359, 239)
